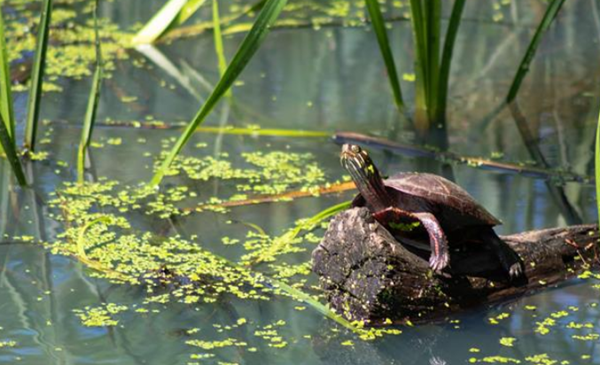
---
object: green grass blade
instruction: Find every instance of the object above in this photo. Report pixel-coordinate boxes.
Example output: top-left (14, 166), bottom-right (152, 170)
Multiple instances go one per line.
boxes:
top-left (0, 114), bottom-right (26, 186)
top-left (365, 0), bottom-right (404, 114)
top-left (266, 276), bottom-right (362, 333)
top-left (150, 0), bottom-right (288, 188)
top-left (596, 107), bottom-right (600, 228)
top-left (424, 0), bottom-right (441, 123)
top-left (0, 7), bottom-right (15, 143)
top-left (254, 201), bottom-right (351, 264)
top-left (409, 0), bottom-right (428, 130)
top-left (132, 0), bottom-right (208, 45)
top-left (208, 246), bottom-right (362, 333)
top-left (212, 0), bottom-right (230, 97)
top-left (77, 0), bottom-right (102, 184)
top-left (174, 0), bottom-right (209, 26)
top-left (24, 0), bottom-right (53, 152)
top-left (437, 0), bottom-right (465, 120)
top-left (159, 0), bottom-right (266, 42)
top-left (506, 0), bottom-right (566, 103)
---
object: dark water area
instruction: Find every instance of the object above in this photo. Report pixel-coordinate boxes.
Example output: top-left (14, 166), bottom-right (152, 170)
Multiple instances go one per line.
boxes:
top-left (1, 0), bottom-right (600, 364)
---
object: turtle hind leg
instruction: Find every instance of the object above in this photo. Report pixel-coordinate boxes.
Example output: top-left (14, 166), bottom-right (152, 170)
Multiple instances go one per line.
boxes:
top-left (481, 228), bottom-right (525, 280)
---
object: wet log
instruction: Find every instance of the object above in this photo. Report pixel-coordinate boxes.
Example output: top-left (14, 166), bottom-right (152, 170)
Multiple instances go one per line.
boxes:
top-left (312, 207), bottom-right (599, 325)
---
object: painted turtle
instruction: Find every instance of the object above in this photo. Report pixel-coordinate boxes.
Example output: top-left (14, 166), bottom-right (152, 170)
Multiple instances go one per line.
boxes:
top-left (340, 144), bottom-right (524, 278)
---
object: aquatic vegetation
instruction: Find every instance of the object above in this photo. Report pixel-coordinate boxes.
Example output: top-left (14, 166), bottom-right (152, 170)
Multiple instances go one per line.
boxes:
top-left (505, 0), bottom-right (567, 105)
top-left (0, 326), bottom-right (15, 349)
top-left (0, 340), bottom-right (16, 348)
top-left (132, 0), bottom-right (209, 45)
top-left (596, 105), bottom-right (600, 227)
top-left (24, 0), bottom-right (53, 151)
top-left (364, 0), bottom-right (404, 116)
top-left (0, 115), bottom-right (26, 185)
top-left (47, 149), bottom-right (351, 316)
top-left (0, 6), bottom-right (25, 184)
top-left (0, 1), bottom-right (596, 363)
top-left (0, 7), bottom-right (14, 141)
top-left (150, 0), bottom-right (289, 187)
top-left (3, 2), bottom-right (130, 91)
top-left (73, 303), bottom-right (129, 327)
top-left (77, 0), bottom-right (102, 184)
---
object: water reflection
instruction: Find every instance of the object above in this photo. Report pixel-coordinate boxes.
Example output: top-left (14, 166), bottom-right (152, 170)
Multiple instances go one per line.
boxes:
top-left (1, 0), bottom-right (600, 364)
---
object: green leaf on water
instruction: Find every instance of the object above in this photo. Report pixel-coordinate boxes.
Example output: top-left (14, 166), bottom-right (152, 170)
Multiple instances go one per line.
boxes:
top-left (150, 0), bottom-right (289, 188)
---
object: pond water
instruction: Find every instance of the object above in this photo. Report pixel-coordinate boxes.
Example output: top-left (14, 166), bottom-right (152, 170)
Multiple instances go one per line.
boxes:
top-left (1, 0), bottom-right (600, 364)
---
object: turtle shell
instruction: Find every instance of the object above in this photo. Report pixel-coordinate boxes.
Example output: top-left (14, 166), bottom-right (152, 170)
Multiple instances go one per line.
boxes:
top-left (352, 172), bottom-right (501, 229)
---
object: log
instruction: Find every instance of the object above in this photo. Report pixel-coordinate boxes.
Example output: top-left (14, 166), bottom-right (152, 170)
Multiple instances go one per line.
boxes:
top-left (312, 207), bottom-right (599, 325)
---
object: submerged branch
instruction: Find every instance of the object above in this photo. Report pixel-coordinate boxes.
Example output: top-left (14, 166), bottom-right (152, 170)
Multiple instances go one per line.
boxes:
top-left (334, 131), bottom-right (593, 185)
top-left (186, 181), bottom-right (355, 212)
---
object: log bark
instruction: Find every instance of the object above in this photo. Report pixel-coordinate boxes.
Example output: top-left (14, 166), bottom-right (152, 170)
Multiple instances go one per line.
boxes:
top-left (312, 207), bottom-right (599, 325)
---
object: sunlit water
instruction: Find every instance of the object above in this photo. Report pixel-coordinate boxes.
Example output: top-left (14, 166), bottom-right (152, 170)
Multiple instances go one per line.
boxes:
top-left (1, 1), bottom-right (600, 364)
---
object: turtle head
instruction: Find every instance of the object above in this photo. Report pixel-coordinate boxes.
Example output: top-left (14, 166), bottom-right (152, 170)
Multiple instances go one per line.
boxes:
top-left (340, 144), bottom-right (391, 212)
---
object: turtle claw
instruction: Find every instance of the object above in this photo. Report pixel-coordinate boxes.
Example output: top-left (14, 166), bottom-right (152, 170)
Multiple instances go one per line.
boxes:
top-left (508, 261), bottom-right (525, 279)
top-left (429, 252), bottom-right (450, 273)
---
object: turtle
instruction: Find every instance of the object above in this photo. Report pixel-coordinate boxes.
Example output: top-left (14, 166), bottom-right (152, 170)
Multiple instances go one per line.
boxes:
top-left (340, 143), bottom-right (524, 278)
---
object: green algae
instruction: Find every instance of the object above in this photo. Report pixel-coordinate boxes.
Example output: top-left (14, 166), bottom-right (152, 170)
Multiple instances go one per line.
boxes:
top-left (40, 141), bottom-right (409, 358)
top-left (73, 303), bottom-right (128, 327)
top-left (0, 340), bottom-right (16, 348)
top-left (0, 326), bottom-right (16, 349)
top-left (3, 0), bottom-right (130, 93)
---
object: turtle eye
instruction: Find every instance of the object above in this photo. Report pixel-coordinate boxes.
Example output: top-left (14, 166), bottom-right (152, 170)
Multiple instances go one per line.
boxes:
top-left (350, 145), bottom-right (361, 153)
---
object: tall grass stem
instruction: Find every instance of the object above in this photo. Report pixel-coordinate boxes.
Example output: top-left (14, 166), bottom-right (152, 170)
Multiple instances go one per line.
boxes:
top-left (437, 0), bottom-right (465, 121)
top-left (365, 0), bottom-right (404, 115)
top-left (0, 7), bottom-right (15, 143)
top-left (506, 0), bottom-right (566, 103)
top-left (596, 107), bottom-right (600, 228)
top-left (150, 0), bottom-right (288, 188)
top-left (0, 115), bottom-right (26, 186)
top-left (212, 0), bottom-right (230, 98)
top-left (77, 0), bottom-right (102, 184)
top-left (132, 0), bottom-right (208, 45)
top-left (24, 0), bottom-right (53, 152)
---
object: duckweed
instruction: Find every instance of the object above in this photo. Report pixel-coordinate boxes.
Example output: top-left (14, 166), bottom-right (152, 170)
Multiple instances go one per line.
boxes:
top-left (4, 1), bottom-right (131, 92)
top-left (73, 303), bottom-right (128, 327)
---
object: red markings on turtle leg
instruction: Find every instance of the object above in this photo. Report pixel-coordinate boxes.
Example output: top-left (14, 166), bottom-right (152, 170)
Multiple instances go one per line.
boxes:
top-left (376, 207), bottom-right (450, 272)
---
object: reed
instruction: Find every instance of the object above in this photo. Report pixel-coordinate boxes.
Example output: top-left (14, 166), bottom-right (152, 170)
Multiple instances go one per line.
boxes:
top-left (77, 0), bottom-right (103, 184)
top-left (0, 7), bottom-right (26, 185)
top-left (0, 6), bottom-right (14, 145)
top-left (596, 107), bottom-right (600, 227)
top-left (366, 0), bottom-right (465, 139)
top-left (212, 0), bottom-right (230, 98)
top-left (132, 0), bottom-right (208, 45)
top-left (506, 0), bottom-right (566, 104)
top-left (24, 0), bottom-right (53, 152)
top-left (150, 0), bottom-right (288, 187)
top-left (364, 0), bottom-right (404, 116)
top-left (0, 114), bottom-right (26, 186)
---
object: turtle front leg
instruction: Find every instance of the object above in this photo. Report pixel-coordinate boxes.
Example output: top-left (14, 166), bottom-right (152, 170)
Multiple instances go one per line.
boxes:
top-left (373, 207), bottom-right (450, 272)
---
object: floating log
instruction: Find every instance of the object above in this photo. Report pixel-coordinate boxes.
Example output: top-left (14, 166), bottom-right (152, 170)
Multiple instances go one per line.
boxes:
top-left (312, 207), bottom-right (599, 325)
